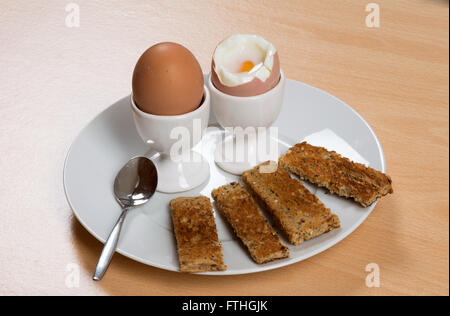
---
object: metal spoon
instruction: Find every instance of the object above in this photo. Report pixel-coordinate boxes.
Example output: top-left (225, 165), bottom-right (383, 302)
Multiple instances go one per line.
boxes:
top-left (93, 157), bottom-right (158, 281)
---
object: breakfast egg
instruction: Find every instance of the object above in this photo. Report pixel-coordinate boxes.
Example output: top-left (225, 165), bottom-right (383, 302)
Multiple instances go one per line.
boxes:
top-left (132, 42), bottom-right (204, 116)
top-left (211, 34), bottom-right (280, 97)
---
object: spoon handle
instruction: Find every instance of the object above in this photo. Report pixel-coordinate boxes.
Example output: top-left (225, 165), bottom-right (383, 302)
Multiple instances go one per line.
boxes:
top-left (93, 209), bottom-right (128, 281)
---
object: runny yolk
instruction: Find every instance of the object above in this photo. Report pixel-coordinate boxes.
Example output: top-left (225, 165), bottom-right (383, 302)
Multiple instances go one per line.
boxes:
top-left (239, 61), bottom-right (254, 72)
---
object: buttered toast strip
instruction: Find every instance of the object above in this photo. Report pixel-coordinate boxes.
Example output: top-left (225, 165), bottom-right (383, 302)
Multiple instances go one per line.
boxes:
top-left (170, 196), bottom-right (226, 273)
top-left (242, 162), bottom-right (340, 246)
top-left (279, 142), bottom-right (393, 207)
top-left (211, 182), bottom-right (289, 264)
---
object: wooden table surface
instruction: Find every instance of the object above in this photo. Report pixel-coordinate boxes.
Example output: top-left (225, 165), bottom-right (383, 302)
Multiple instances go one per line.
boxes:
top-left (0, 0), bottom-right (448, 296)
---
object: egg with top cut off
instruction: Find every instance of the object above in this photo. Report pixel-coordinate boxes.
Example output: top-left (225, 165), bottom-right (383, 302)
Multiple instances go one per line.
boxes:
top-left (211, 34), bottom-right (281, 97)
top-left (132, 42), bottom-right (204, 116)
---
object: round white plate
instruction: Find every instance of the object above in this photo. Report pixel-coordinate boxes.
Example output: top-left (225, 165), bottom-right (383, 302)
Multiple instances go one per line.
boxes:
top-left (64, 78), bottom-right (385, 275)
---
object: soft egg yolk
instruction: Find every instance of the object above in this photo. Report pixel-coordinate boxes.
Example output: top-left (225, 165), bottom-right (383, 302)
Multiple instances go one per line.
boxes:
top-left (239, 61), bottom-right (254, 72)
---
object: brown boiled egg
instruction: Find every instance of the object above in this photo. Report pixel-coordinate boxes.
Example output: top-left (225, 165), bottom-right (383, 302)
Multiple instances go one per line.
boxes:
top-left (211, 34), bottom-right (280, 97)
top-left (132, 42), bottom-right (204, 116)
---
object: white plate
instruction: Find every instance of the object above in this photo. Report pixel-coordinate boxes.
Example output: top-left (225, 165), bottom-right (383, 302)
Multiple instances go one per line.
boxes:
top-left (63, 78), bottom-right (385, 275)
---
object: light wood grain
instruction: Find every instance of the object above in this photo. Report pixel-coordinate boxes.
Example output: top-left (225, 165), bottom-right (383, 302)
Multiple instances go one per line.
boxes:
top-left (0, 0), bottom-right (448, 296)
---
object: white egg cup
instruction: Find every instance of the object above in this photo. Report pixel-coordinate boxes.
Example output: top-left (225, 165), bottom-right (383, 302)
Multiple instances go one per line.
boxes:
top-left (130, 86), bottom-right (210, 193)
top-left (208, 70), bottom-right (286, 175)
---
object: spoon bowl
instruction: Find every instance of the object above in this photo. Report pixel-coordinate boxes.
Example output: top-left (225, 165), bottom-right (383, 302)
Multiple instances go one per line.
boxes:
top-left (114, 157), bottom-right (158, 207)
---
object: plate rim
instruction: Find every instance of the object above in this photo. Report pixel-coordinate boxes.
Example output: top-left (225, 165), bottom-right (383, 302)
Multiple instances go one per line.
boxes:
top-left (63, 78), bottom-right (386, 275)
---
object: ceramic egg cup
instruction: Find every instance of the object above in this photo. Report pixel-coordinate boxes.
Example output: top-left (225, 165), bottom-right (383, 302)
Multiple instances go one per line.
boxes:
top-left (208, 70), bottom-right (286, 175)
top-left (130, 86), bottom-right (210, 193)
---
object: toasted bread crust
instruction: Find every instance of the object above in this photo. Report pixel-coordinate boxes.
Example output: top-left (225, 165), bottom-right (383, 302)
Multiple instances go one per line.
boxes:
top-left (211, 182), bottom-right (289, 264)
top-left (242, 162), bottom-right (340, 246)
top-left (279, 142), bottom-right (393, 207)
top-left (170, 196), bottom-right (226, 273)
